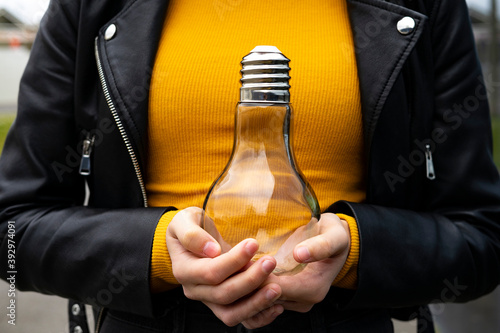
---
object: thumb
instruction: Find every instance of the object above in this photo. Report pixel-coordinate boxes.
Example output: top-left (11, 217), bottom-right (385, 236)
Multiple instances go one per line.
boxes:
top-left (167, 207), bottom-right (222, 258)
top-left (293, 213), bottom-right (350, 263)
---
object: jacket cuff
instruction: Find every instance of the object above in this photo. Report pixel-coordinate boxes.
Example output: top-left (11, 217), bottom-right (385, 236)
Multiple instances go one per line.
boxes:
top-left (332, 213), bottom-right (359, 289)
top-left (151, 210), bottom-right (180, 292)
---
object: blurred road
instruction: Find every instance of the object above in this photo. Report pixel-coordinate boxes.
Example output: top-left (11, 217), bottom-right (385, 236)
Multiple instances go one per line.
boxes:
top-left (0, 279), bottom-right (67, 333)
top-left (0, 46), bottom-right (30, 111)
top-left (432, 286), bottom-right (500, 333)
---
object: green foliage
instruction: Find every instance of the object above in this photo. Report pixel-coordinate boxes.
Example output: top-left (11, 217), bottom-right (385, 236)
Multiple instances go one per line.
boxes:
top-left (0, 114), bottom-right (15, 154)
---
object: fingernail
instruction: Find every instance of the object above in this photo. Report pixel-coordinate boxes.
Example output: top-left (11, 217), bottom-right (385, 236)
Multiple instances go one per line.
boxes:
top-left (296, 247), bottom-right (311, 262)
top-left (245, 240), bottom-right (258, 256)
top-left (272, 305), bottom-right (284, 317)
top-left (265, 288), bottom-right (279, 301)
top-left (203, 242), bottom-right (218, 257)
top-left (262, 259), bottom-right (276, 274)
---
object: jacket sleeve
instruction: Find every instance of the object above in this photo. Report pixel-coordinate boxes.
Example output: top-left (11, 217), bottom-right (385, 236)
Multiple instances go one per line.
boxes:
top-left (0, 0), bottom-right (168, 318)
top-left (330, 0), bottom-right (500, 309)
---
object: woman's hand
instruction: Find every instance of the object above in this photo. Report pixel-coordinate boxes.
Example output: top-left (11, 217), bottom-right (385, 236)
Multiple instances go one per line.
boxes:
top-left (242, 212), bottom-right (351, 327)
top-left (166, 207), bottom-right (284, 327)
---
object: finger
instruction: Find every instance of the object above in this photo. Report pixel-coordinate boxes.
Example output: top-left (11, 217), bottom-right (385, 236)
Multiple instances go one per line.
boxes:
top-left (293, 214), bottom-right (349, 263)
top-left (241, 304), bottom-right (285, 329)
top-left (167, 207), bottom-right (221, 258)
top-left (270, 259), bottom-right (338, 304)
top-left (176, 238), bottom-right (261, 286)
top-left (205, 283), bottom-right (282, 327)
top-left (184, 254), bottom-right (277, 303)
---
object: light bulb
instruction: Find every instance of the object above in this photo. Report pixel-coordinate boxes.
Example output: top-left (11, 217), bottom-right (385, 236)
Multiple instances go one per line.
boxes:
top-left (202, 46), bottom-right (320, 275)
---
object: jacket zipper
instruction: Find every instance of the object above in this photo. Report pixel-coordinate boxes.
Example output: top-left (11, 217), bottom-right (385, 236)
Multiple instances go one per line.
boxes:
top-left (79, 133), bottom-right (95, 176)
top-left (425, 144), bottom-right (436, 180)
top-left (94, 308), bottom-right (105, 333)
top-left (94, 37), bottom-right (148, 207)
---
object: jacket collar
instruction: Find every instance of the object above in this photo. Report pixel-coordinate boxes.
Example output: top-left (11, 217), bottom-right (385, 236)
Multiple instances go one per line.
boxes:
top-left (96, 0), bottom-right (427, 167)
top-left (346, 0), bottom-right (427, 150)
top-left (95, 0), bottom-right (170, 166)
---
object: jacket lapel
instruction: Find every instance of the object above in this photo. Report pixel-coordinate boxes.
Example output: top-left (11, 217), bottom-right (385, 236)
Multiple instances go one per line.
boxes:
top-left (346, 0), bottom-right (427, 151)
top-left (95, 0), bottom-right (170, 169)
top-left (97, 0), bottom-right (428, 172)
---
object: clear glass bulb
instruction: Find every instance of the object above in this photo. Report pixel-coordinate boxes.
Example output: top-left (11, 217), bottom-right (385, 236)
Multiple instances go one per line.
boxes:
top-left (202, 46), bottom-right (320, 275)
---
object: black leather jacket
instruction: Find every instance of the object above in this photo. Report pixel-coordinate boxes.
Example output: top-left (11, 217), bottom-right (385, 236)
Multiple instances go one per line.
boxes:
top-left (1, 0), bottom-right (499, 327)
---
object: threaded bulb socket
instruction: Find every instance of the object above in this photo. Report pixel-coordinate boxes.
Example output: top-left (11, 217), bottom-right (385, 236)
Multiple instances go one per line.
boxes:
top-left (240, 45), bottom-right (291, 103)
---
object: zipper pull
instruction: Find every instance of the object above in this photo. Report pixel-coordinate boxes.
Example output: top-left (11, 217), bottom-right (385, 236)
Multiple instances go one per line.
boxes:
top-left (425, 144), bottom-right (436, 180)
top-left (79, 134), bottom-right (95, 176)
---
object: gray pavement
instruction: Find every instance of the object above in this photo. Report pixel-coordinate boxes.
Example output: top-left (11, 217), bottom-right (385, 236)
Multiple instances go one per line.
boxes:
top-left (0, 279), bottom-right (68, 333)
top-left (432, 286), bottom-right (500, 333)
top-left (0, 105), bottom-right (16, 113)
top-left (0, 47), bottom-right (30, 108)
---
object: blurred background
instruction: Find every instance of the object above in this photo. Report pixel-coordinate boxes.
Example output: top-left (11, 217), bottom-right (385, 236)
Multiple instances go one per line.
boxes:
top-left (0, 0), bottom-right (499, 332)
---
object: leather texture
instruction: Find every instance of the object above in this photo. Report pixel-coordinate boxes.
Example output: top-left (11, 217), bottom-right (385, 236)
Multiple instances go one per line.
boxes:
top-left (0, 0), bottom-right (499, 330)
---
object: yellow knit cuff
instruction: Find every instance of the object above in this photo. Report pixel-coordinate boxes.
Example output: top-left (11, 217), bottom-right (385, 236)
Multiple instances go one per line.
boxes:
top-left (332, 213), bottom-right (359, 289)
top-left (151, 210), bottom-right (180, 293)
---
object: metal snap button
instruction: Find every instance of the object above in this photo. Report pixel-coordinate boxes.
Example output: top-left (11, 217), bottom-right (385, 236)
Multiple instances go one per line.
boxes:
top-left (397, 17), bottom-right (415, 35)
top-left (71, 303), bottom-right (81, 316)
top-left (73, 326), bottom-right (83, 333)
top-left (105, 24), bottom-right (117, 40)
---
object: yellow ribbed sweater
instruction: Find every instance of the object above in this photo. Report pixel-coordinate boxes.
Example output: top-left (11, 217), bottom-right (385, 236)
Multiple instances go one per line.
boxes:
top-left (147, 0), bottom-right (365, 293)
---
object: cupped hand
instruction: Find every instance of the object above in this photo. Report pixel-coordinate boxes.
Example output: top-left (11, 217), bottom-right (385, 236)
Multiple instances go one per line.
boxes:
top-left (258, 213), bottom-right (351, 314)
top-left (166, 207), bottom-right (284, 327)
